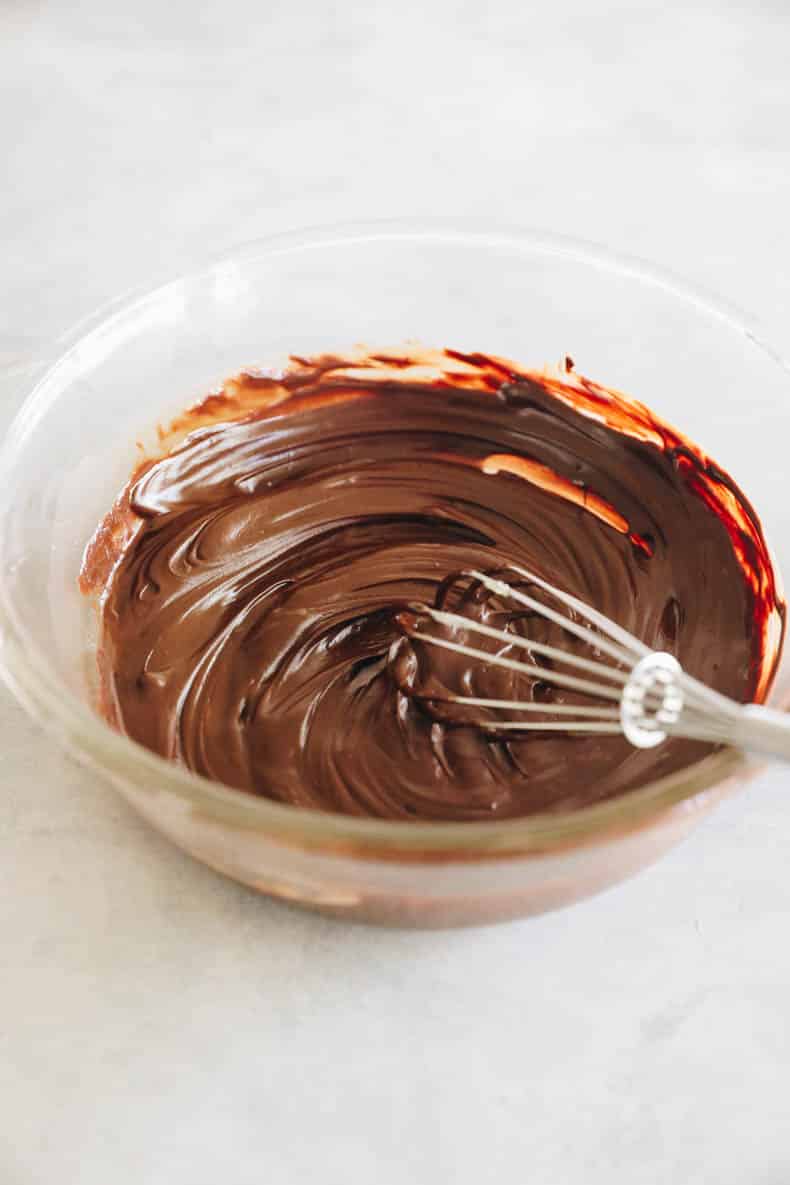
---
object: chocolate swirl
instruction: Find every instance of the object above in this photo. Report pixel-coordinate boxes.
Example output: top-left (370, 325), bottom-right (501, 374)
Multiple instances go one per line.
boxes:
top-left (81, 350), bottom-right (783, 820)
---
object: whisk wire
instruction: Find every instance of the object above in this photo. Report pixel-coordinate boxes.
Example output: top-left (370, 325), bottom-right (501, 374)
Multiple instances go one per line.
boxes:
top-left (406, 631), bottom-right (624, 703)
top-left (468, 568), bottom-right (650, 665)
top-left (421, 605), bottom-right (627, 683)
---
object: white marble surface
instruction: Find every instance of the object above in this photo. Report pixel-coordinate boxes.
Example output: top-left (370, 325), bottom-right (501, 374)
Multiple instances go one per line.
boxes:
top-left (2, 3), bottom-right (790, 1181)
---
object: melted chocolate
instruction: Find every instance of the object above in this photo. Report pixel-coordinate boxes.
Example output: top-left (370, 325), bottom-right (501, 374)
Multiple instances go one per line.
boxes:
top-left (81, 350), bottom-right (784, 821)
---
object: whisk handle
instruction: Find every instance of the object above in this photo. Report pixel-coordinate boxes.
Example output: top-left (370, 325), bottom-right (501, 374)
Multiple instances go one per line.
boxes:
top-left (732, 704), bottom-right (790, 762)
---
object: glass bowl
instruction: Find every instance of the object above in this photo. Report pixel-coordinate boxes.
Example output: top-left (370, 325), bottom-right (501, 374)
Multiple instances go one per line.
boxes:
top-left (1, 220), bottom-right (788, 928)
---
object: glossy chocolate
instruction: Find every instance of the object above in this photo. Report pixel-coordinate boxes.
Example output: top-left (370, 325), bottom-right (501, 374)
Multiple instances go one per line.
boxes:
top-left (81, 350), bottom-right (784, 821)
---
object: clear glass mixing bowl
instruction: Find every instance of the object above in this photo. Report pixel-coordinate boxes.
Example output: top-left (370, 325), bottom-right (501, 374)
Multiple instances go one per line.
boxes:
top-left (1, 220), bottom-right (788, 927)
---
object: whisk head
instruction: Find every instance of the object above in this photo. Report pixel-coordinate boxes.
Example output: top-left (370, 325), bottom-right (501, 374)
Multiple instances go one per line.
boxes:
top-left (395, 566), bottom-right (738, 749)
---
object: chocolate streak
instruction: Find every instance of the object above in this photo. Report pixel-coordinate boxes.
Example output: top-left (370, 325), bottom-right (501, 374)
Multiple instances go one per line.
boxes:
top-left (81, 350), bottom-right (784, 821)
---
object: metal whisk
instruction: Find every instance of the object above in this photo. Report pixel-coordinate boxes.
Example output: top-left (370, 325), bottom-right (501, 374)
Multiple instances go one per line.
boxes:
top-left (401, 566), bottom-right (790, 761)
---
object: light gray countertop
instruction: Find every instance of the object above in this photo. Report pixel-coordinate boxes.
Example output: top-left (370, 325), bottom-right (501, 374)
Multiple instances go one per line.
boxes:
top-left (2, 3), bottom-right (790, 1181)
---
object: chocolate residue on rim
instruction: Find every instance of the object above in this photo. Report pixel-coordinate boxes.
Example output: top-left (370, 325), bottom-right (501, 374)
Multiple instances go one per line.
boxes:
top-left (80, 348), bottom-right (785, 821)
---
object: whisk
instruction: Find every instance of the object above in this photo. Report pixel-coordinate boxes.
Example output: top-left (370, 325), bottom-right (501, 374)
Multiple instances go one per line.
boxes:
top-left (402, 566), bottom-right (790, 761)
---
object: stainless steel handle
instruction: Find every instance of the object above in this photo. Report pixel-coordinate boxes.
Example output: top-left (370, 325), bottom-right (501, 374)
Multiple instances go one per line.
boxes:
top-left (732, 703), bottom-right (790, 762)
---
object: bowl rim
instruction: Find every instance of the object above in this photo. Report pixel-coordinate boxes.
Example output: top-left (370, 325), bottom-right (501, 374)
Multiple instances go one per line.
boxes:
top-left (1, 216), bottom-right (787, 859)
